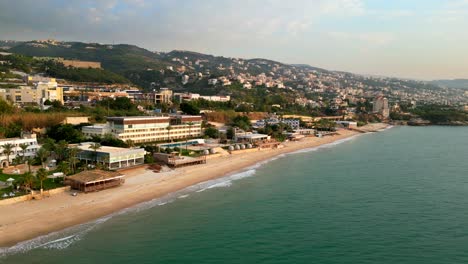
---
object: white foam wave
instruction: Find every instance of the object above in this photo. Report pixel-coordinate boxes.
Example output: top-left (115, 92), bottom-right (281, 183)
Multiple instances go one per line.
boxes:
top-left (0, 130), bottom-right (391, 258)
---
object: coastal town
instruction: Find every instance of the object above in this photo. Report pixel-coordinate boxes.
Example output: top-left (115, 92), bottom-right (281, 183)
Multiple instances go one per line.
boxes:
top-left (0, 40), bottom-right (467, 248)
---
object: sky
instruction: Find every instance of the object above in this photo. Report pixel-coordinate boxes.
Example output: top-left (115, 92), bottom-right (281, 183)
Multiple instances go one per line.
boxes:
top-left (1, 0), bottom-right (468, 80)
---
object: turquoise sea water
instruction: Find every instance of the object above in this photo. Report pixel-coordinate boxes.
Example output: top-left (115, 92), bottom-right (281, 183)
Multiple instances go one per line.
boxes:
top-left (2, 126), bottom-right (468, 264)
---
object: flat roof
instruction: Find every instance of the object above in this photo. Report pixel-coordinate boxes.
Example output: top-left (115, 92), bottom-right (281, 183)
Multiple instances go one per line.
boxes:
top-left (236, 134), bottom-right (269, 139)
top-left (106, 115), bottom-right (202, 120)
top-left (77, 143), bottom-right (145, 154)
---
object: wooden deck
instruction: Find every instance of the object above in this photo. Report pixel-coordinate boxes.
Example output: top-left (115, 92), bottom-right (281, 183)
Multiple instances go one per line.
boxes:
top-left (167, 156), bottom-right (206, 168)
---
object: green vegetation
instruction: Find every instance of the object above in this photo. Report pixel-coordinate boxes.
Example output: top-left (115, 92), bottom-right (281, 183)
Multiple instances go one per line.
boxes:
top-left (257, 123), bottom-right (291, 142)
top-left (411, 105), bottom-right (468, 124)
top-left (204, 127), bottom-right (220, 139)
top-left (230, 115), bottom-right (251, 131)
top-left (47, 124), bottom-right (86, 143)
top-left (42, 61), bottom-right (129, 84)
top-left (180, 102), bottom-right (200, 115)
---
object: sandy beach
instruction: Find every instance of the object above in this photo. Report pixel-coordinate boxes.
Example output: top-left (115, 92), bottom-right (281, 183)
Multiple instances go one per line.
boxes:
top-left (0, 126), bottom-right (387, 248)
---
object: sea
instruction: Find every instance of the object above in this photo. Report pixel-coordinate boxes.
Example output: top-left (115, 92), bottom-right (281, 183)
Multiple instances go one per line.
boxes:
top-left (1, 126), bottom-right (468, 264)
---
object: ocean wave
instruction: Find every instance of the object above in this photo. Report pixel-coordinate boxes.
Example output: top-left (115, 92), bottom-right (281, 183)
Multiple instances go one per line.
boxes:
top-left (0, 130), bottom-right (389, 258)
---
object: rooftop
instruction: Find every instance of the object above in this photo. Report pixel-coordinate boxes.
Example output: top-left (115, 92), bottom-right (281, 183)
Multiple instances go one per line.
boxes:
top-left (76, 143), bottom-right (145, 154)
top-left (66, 170), bottom-right (124, 184)
top-left (236, 133), bottom-right (269, 139)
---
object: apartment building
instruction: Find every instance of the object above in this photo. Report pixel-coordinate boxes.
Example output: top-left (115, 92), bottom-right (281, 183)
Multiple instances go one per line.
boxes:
top-left (0, 79), bottom-right (64, 105)
top-left (82, 115), bottom-right (203, 144)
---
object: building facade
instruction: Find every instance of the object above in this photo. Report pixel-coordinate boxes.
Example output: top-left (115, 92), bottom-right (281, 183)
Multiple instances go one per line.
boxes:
top-left (373, 96), bottom-right (390, 118)
top-left (0, 79), bottom-right (64, 105)
top-left (0, 133), bottom-right (40, 168)
top-left (254, 118), bottom-right (300, 130)
top-left (82, 115), bottom-right (203, 144)
top-left (76, 143), bottom-right (146, 170)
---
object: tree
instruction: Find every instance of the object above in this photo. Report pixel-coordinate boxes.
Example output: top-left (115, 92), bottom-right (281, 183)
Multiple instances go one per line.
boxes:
top-left (186, 121), bottom-right (194, 150)
top-left (2, 143), bottom-right (15, 167)
top-left (180, 102), bottom-right (200, 115)
top-left (226, 127), bottom-right (235, 140)
top-left (36, 147), bottom-right (50, 168)
top-left (55, 140), bottom-right (69, 162)
top-left (125, 139), bottom-right (135, 148)
top-left (230, 115), bottom-right (251, 131)
top-left (20, 171), bottom-right (35, 190)
top-left (57, 161), bottom-right (71, 176)
top-left (36, 167), bottom-right (48, 194)
top-left (204, 127), bottom-right (219, 139)
top-left (0, 98), bottom-right (14, 114)
top-left (25, 156), bottom-right (32, 173)
top-left (166, 126), bottom-right (172, 142)
top-left (68, 147), bottom-right (80, 174)
top-left (46, 124), bottom-right (84, 143)
top-left (18, 143), bottom-right (29, 163)
top-left (88, 143), bottom-right (101, 164)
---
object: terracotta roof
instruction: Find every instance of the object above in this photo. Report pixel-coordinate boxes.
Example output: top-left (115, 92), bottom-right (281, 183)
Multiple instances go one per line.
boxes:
top-left (66, 170), bottom-right (124, 184)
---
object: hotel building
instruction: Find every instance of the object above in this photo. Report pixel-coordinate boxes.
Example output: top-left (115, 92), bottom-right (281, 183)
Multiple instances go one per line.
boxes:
top-left (82, 115), bottom-right (203, 144)
top-left (0, 133), bottom-right (40, 168)
top-left (75, 142), bottom-right (146, 170)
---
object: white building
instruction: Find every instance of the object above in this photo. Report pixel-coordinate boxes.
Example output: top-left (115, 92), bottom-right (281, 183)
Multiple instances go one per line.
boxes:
top-left (75, 142), bottom-right (146, 170)
top-left (373, 96), bottom-right (390, 118)
top-left (82, 115), bottom-right (203, 144)
top-left (208, 78), bottom-right (218, 85)
top-left (0, 133), bottom-right (40, 168)
top-left (254, 118), bottom-right (300, 130)
top-left (174, 93), bottom-right (230, 102)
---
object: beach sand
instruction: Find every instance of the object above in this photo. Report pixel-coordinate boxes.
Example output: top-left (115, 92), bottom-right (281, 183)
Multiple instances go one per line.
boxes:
top-left (0, 127), bottom-right (377, 248)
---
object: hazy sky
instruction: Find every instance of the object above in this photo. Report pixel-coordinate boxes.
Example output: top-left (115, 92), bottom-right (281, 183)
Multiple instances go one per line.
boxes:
top-left (1, 0), bottom-right (467, 80)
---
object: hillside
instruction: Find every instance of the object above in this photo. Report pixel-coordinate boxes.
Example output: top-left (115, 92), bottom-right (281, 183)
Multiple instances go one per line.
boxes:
top-left (430, 79), bottom-right (468, 90)
top-left (7, 40), bottom-right (319, 89)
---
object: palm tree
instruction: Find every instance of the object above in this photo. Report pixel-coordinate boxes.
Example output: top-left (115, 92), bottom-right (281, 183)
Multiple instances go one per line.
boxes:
top-left (21, 171), bottom-right (35, 191)
top-left (36, 167), bottom-right (48, 195)
top-left (68, 147), bottom-right (80, 174)
top-left (19, 143), bottom-right (29, 163)
top-left (126, 139), bottom-right (135, 148)
top-left (166, 126), bottom-right (172, 142)
top-left (1, 143), bottom-right (15, 167)
top-left (36, 147), bottom-right (50, 168)
top-left (58, 161), bottom-right (71, 176)
top-left (88, 143), bottom-right (101, 164)
top-left (25, 156), bottom-right (32, 173)
top-left (55, 140), bottom-right (69, 162)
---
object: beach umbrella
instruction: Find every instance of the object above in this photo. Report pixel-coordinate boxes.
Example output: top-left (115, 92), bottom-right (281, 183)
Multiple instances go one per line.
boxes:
top-left (6, 178), bottom-right (15, 185)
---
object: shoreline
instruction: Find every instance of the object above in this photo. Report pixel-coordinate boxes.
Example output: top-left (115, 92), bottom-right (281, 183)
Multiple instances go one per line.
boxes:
top-left (0, 125), bottom-right (388, 250)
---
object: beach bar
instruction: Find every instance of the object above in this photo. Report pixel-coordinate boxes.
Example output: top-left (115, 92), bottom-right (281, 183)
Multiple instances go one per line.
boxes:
top-left (65, 170), bottom-right (125, 193)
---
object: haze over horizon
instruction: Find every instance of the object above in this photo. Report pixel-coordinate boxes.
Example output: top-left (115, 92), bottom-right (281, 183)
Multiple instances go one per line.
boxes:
top-left (1, 0), bottom-right (468, 80)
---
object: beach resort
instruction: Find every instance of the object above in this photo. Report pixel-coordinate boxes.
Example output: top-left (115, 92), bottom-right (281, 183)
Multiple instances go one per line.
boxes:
top-left (0, 122), bottom-right (389, 248)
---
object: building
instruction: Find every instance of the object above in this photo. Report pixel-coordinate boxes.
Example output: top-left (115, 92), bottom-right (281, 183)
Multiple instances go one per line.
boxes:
top-left (133, 88), bottom-right (173, 105)
top-left (235, 133), bottom-right (270, 143)
top-left (0, 133), bottom-right (40, 168)
top-left (254, 117), bottom-right (300, 130)
top-left (65, 170), bottom-right (124, 193)
top-left (373, 96), bottom-right (390, 118)
top-left (82, 115), bottom-right (203, 144)
top-left (208, 78), bottom-right (218, 85)
top-left (0, 79), bottom-right (64, 105)
top-left (75, 142), bottom-right (146, 169)
top-left (62, 116), bottom-right (90, 125)
top-left (173, 92), bottom-right (230, 103)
